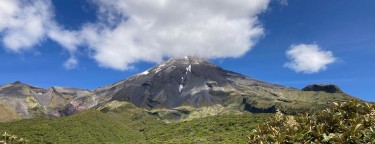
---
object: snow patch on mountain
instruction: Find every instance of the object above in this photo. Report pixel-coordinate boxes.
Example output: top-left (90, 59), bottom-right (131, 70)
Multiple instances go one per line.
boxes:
top-left (179, 84), bottom-right (184, 93)
top-left (141, 70), bottom-right (149, 75)
top-left (186, 65), bottom-right (191, 73)
top-left (154, 63), bottom-right (166, 74)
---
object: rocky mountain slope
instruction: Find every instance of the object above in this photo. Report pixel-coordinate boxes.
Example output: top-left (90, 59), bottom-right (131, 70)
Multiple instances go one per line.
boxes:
top-left (0, 82), bottom-right (108, 122)
top-left (0, 57), bottom-right (358, 122)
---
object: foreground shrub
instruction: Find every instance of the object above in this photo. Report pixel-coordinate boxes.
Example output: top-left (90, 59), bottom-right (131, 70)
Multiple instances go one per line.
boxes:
top-left (248, 100), bottom-right (375, 143)
top-left (0, 132), bottom-right (28, 144)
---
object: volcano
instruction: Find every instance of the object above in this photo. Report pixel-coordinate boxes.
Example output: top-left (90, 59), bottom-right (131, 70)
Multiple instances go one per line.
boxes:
top-left (0, 57), bottom-right (357, 122)
top-left (94, 57), bottom-right (356, 121)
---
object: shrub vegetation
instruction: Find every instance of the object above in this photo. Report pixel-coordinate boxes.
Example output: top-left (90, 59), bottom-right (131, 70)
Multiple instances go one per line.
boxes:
top-left (0, 102), bottom-right (271, 143)
top-left (249, 100), bottom-right (375, 143)
top-left (2, 100), bottom-right (374, 143)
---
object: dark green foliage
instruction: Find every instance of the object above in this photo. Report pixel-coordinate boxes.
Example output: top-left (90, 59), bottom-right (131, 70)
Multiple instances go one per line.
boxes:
top-left (0, 102), bottom-right (160, 143)
top-left (145, 113), bottom-right (272, 143)
top-left (0, 101), bottom-right (272, 143)
top-left (248, 100), bottom-right (375, 143)
top-left (0, 110), bottom-right (145, 143)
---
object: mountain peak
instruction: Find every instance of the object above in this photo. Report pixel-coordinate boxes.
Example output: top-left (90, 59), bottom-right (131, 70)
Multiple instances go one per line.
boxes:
top-left (136, 56), bottom-right (214, 77)
top-left (13, 81), bottom-right (23, 85)
top-left (9, 81), bottom-right (36, 88)
top-left (165, 56), bottom-right (209, 65)
top-left (169, 56), bottom-right (206, 61)
top-left (9, 81), bottom-right (41, 89)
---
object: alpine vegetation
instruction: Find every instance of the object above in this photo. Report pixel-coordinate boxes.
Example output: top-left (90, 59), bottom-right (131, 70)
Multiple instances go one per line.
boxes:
top-left (248, 100), bottom-right (375, 143)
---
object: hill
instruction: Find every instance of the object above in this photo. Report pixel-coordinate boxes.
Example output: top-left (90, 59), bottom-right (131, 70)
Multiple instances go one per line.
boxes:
top-left (0, 81), bottom-right (108, 122)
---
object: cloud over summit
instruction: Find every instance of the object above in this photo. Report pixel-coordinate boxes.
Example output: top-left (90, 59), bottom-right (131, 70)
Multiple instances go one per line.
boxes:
top-left (84, 0), bottom-right (270, 70)
top-left (0, 0), bottom-right (270, 70)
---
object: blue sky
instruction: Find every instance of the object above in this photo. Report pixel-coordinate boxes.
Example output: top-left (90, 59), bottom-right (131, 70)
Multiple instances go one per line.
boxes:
top-left (0, 0), bottom-right (374, 102)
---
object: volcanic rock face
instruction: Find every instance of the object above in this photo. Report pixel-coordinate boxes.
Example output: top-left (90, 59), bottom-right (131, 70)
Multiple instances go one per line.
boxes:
top-left (302, 84), bottom-right (343, 93)
top-left (96, 57), bottom-right (289, 109)
top-left (0, 82), bottom-right (108, 122)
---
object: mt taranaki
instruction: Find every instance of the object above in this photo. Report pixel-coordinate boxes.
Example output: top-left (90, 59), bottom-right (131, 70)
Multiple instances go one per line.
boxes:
top-left (0, 57), bottom-right (356, 122)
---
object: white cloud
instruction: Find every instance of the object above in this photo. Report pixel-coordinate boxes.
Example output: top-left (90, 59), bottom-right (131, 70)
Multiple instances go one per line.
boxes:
top-left (0, 0), bottom-right (52, 51)
top-left (1, 0), bottom-right (271, 71)
top-left (284, 44), bottom-right (336, 74)
top-left (82, 0), bottom-right (270, 70)
top-left (47, 25), bottom-right (82, 53)
top-left (0, 0), bottom-right (81, 67)
top-left (63, 57), bottom-right (79, 70)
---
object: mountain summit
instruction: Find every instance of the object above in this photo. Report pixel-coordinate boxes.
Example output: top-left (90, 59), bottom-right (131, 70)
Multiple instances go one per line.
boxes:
top-left (97, 56), bottom-right (291, 109)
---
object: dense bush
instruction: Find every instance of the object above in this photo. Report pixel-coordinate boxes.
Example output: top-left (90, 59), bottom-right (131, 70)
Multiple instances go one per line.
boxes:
top-left (0, 109), bottom-right (272, 143)
top-left (0, 110), bottom-right (146, 143)
top-left (145, 113), bottom-right (272, 143)
top-left (0, 132), bottom-right (28, 144)
top-left (248, 100), bottom-right (375, 143)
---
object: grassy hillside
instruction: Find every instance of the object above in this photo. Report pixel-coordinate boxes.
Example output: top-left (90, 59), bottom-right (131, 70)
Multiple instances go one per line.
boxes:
top-left (0, 110), bottom-right (144, 143)
top-left (0, 101), bottom-right (272, 143)
top-left (145, 113), bottom-right (272, 143)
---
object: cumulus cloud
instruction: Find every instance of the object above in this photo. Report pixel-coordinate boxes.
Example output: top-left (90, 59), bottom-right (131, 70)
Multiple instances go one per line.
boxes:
top-left (47, 25), bottom-right (82, 53)
top-left (0, 0), bottom-right (81, 68)
top-left (1, 0), bottom-right (271, 71)
top-left (82, 0), bottom-right (270, 70)
top-left (63, 57), bottom-right (79, 70)
top-left (284, 44), bottom-right (336, 74)
top-left (0, 0), bottom-right (52, 51)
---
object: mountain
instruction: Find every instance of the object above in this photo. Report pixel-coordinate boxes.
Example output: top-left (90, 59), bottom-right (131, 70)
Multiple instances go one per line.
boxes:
top-left (0, 81), bottom-right (108, 122)
top-left (94, 57), bottom-right (357, 121)
top-left (0, 56), bottom-right (357, 122)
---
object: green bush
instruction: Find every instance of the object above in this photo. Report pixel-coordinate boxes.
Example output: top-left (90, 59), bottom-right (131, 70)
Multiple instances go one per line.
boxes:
top-left (0, 132), bottom-right (28, 144)
top-left (248, 100), bottom-right (375, 143)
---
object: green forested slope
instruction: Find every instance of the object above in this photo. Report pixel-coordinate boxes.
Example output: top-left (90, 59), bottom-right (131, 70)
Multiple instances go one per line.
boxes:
top-left (0, 102), bottom-right (272, 143)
